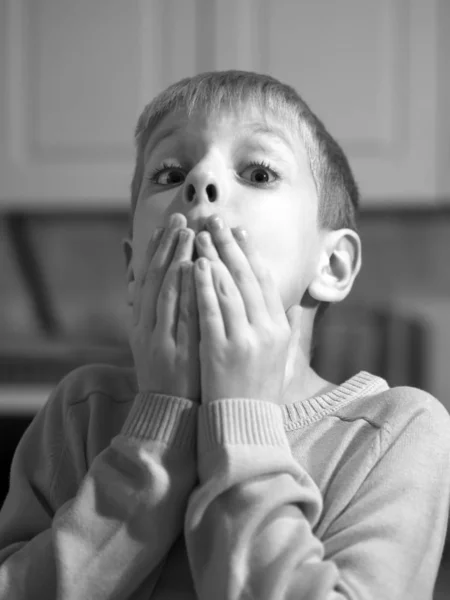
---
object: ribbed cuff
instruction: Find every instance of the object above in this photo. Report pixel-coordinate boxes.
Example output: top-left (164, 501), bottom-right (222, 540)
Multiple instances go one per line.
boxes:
top-left (121, 392), bottom-right (197, 451)
top-left (198, 398), bottom-right (290, 454)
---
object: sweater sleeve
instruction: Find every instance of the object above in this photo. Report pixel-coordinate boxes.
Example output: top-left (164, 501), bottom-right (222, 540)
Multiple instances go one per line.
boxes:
top-left (184, 396), bottom-right (450, 600)
top-left (0, 373), bottom-right (198, 600)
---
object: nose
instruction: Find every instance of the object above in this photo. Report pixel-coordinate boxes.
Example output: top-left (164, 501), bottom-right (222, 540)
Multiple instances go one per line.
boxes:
top-left (182, 154), bottom-right (223, 208)
top-left (184, 181), bottom-right (218, 204)
top-left (180, 160), bottom-right (227, 232)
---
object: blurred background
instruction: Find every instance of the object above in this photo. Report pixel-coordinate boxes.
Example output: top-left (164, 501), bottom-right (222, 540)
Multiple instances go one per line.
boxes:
top-left (1, 0), bottom-right (450, 595)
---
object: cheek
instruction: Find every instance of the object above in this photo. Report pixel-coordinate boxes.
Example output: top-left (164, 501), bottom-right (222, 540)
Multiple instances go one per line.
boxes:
top-left (251, 217), bottom-right (316, 308)
top-left (250, 208), bottom-right (302, 271)
top-left (130, 212), bottom-right (155, 280)
top-left (265, 247), bottom-right (309, 309)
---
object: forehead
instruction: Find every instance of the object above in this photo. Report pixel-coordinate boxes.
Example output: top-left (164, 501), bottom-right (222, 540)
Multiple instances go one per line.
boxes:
top-left (143, 103), bottom-right (307, 161)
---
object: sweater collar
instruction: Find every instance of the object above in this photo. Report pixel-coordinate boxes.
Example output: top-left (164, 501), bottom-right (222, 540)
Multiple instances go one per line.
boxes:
top-left (281, 371), bottom-right (389, 428)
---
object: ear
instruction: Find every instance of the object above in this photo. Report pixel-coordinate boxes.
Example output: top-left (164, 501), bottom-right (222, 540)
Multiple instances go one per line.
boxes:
top-left (308, 229), bottom-right (362, 303)
top-left (122, 238), bottom-right (135, 307)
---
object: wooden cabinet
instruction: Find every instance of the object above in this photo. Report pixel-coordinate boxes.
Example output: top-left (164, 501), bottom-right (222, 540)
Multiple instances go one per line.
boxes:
top-left (0, 0), bottom-right (449, 209)
top-left (201, 0), bottom-right (450, 204)
top-left (0, 0), bottom-right (144, 208)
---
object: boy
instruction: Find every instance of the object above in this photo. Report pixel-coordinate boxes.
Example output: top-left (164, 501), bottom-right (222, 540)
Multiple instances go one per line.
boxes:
top-left (0, 70), bottom-right (449, 599)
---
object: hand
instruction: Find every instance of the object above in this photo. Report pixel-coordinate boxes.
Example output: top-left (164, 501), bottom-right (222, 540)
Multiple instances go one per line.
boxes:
top-left (130, 213), bottom-right (200, 402)
top-left (193, 216), bottom-right (303, 405)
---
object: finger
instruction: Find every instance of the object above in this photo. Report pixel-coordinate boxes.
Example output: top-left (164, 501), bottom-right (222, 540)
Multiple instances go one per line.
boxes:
top-left (135, 228), bottom-right (163, 287)
top-left (206, 218), bottom-right (267, 324)
top-left (157, 228), bottom-right (195, 337)
top-left (133, 226), bottom-right (164, 325)
top-left (136, 213), bottom-right (186, 331)
top-left (195, 231), bottom-right (221, 261)
top-left (135, 213), bottom-right (186, 287)
top-left (173, 228), bottom-right (195, 265)
top-left (209, 260), bottom-right (248, 339)
top-left (148, 213), bottom-right (187, 283)
top-left (194, 258), bottom-right (225, 343)
top-left (177, 262), bottom-right (199, 353)
top-left (232, 227), bottom-right (286, 324)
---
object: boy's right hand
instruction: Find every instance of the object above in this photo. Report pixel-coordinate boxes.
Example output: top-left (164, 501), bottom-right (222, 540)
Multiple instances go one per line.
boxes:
top-left (130, 213), bottom-right (200, 402)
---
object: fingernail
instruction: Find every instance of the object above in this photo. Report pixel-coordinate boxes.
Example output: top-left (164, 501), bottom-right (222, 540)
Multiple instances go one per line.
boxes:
top-left (169, 213), bottom-right (183, 228)
top-left (234, 227), bottom-right (247, 242)
top-left (197, 231), bottom-right (210, 245)
top-left (196, 257), bottom-right (208, 270)
top-left (209, 216), bottom-right (223, 230)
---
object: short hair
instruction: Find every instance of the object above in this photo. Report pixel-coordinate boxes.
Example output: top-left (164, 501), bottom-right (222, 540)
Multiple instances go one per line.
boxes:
top-left (129, 70), bottom-right (360, 351)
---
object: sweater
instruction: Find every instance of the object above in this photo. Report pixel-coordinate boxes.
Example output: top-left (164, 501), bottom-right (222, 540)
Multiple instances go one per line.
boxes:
top-left (0, 364), bottom-right (449, 600)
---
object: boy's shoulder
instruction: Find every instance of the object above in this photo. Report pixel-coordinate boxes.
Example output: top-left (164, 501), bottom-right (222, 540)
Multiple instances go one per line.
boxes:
top-left (50, 362), bottom-right (137, 411)
top-left (336, 377), bottom-right (450, 442)
top-left (43, 364), bottom-right (138, 463)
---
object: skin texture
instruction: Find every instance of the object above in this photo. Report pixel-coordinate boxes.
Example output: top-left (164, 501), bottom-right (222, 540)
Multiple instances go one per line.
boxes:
top-left (123, 104), bottom-right (362, 403)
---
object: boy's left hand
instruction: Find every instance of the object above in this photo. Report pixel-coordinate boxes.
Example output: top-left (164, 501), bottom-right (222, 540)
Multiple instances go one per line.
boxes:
top-left (194, 216), bottom-right (303, 405)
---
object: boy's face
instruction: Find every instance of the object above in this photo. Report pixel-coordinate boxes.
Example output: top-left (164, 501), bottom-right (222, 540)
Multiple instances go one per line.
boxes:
top-left (129, 103), bottom-right (324, 311)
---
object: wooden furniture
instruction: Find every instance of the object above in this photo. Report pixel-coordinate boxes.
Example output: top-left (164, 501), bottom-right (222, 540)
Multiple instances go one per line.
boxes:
top-left (1, 0), bottom-right (449, 210)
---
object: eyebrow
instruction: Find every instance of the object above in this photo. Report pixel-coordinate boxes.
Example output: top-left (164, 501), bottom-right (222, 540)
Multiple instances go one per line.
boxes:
top-left (239, 123), bottom-right (295, 152)
top-left (144, 121), bottom-right (296, 160)
top-left (144, 124), bottom-right (184, 159)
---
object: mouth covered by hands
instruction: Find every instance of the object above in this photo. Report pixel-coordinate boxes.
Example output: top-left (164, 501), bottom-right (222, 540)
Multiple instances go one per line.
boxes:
top-left (192, 214), bottom-right (303, 405)
top-left (131, 211), bottom-right (302, 405)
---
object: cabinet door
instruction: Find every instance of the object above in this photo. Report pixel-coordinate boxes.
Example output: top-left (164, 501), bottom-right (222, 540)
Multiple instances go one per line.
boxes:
top-left (0, 0), bottom-right (199, 209)
top-left (1, 0), bottom-right (449, 208)
top-left (202, 0), bottom-right (450, 205)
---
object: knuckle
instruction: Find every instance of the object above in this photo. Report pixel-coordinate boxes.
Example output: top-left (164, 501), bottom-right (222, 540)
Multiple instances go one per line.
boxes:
top-left (259, 322), bottom-right (276, 343)
top-left (256, 264), bottom-right (271, 284)
top-left (159, 274), bottom-right (177, 302)
top-left (203, 306), bottom-right (218, 323)
top-left (184, 305), bottom-right (196, 321)
top-left (179, 294), bottom-right (195, 319)
top-left (232, 267), bottom-right (251, 285)
top-left (215, 230), bottom-right (233, 247)
top-left (232, 331), bottom-right (251, 351)
top-left (158, 288), bottom-right (172, 303)
top-left (216, 278), bottom-right (230, 297)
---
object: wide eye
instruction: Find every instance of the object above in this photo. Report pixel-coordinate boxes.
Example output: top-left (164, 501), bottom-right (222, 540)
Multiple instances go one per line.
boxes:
top-left (149, 165), bottom-right (186, 185)
top-left (240, 162), bottom-right (279, 185)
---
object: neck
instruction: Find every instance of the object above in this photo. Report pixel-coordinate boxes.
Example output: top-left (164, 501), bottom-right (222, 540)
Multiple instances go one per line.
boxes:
top-left (283, 364), bottom-right (336, 404)
top-left (282, 311), bottom-right (337, 404)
